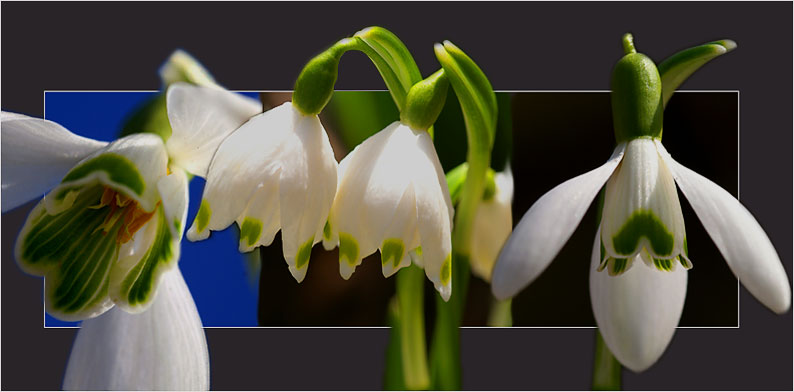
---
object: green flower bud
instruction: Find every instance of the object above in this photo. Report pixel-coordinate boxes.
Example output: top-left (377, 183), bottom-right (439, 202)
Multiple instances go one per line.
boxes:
top-left (611, 34), bottom-right (663, 142)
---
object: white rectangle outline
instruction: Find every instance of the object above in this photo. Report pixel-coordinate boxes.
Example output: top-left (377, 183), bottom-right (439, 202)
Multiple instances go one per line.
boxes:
top-left (41, 90), bottom-right (741, 330)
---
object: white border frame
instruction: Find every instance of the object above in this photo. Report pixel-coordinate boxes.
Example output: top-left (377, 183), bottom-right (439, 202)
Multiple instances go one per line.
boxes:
top-left (41, 89), bottom-right (741, 330)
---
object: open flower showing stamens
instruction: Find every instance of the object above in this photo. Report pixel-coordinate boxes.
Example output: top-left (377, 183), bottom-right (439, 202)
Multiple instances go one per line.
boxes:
top-left (3, 84), bottom-right (259, 321)
top-left (323, 121), bottom-right (454, 300)
top-left (174, 85), bottom-right (338, 283)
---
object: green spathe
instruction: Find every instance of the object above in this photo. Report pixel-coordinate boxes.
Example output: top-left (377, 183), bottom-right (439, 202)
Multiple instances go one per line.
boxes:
top-left (610, 36), bottom-right (663, 142)
top-left (658, 39), bottom-right (737, 107)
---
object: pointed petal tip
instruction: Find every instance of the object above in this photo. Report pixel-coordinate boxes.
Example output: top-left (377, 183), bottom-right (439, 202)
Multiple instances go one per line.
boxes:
top-left (716, 39), bottom-right (737, 51)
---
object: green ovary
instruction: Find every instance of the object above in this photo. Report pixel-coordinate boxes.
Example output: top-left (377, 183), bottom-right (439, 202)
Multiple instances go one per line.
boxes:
top-left (611, 210), bottom-right (675, 257)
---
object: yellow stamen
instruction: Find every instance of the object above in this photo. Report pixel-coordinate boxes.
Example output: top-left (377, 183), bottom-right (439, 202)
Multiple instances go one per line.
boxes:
top-left (89, 186), bottom-right (159, 244)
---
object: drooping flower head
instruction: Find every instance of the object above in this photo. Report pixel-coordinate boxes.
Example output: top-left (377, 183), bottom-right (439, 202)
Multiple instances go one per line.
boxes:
top-left (492, 34), bottom-right (791, 372)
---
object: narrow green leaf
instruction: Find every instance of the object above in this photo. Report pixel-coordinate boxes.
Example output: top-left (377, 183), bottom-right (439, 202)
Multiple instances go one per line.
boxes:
top-left (658, 39), bottom-right (736, 107)
top-left (434, 41), bottom-right (497, 155)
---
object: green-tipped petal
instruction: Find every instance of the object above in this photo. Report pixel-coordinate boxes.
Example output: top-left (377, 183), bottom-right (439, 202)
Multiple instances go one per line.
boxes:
top-left (47, 134), bottom-right (169, 215)
top-left (601, 139), bottom-right (686, 260)
top-left (110, 206), bottom-right (177, 313)
top-left (1, 112), bottom-right (107, 212)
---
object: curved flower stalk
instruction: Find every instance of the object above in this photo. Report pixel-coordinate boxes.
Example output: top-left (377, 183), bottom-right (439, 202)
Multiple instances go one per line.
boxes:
top-left (63, 268), bottom-right (208, 390)
top-left (182, 27), bottom-right (428, 283)
top-left (492, 34), bottom-right (791, 372)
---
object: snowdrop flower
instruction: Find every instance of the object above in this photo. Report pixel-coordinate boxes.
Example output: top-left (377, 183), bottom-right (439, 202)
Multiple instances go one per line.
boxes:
top-left (4, 84), bottom-right (259, 320)
top-left (323, 70), bottom-right (454, 300)
top-left (180, 90), bottom-right (338, 283)
top-left (466, 168), bottom-right (514, 282)
top-left (2, 81), bottom-right (258, 388)
top-left (492, 36), bottom-right (791, 371)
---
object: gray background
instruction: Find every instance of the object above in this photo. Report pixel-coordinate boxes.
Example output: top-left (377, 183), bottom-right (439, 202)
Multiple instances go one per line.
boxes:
top-left (2, 2), bottom-right (791, 390)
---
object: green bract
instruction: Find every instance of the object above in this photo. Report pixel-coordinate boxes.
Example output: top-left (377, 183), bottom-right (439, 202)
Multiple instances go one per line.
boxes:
top-left (658, 39), bottom-right (737, 107)
top-left (292, 26), bottom-right (423, 116)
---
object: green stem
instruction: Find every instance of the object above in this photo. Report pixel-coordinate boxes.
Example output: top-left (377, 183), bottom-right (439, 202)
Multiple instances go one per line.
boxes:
top-left (486, 297), bottom-right (512, 327)
top-left (396, 265), bottom-right (430, 390)
top-left (429, 252), bottom-right (469, 390)
top-left (592, 330), bottom-right (622, 390)
top-left (383, 297), bottom-right (406, 390)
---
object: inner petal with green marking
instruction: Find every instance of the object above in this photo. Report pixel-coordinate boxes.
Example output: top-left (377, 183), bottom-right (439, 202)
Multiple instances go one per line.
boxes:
top-left (16, 183), bottom-right (161, 320)
top-left (598, 138), bottom-right (690, 276)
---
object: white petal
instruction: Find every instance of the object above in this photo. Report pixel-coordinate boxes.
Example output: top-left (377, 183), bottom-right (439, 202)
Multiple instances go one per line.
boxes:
top-left (158, 168), bottom-right (190, 240)
top-left (330, 122), bottom-right (418, 279)
top-left (589, 228), bottom-right (687, 373)
top-left (491, 143), bottom-right (626, 299)
top-left (601, 138), bottom-right (686, 259)
top-left (110, 171), bottom-right (187, 313)
top-left (412, 128), bottom-right (454, 300)
top-left (187, 103), bottom-right (293, 242)
top-left (657, 141), bottom-right (791, 313)
top-left (470, 169), bottom-right (514, 282)
top-left (186, 103), bottom-right (337, 283)
top-left (63, 269), bottom-right (209, 390)
top-left (235, 175), bottom-right (281, 253)
top-left (109, 208), bottom-right (178, 313)
top-left (1, 112), bottom-right (106, 212)
top-left (44, 133), bottom-right (169, 215)
top-left (165, 83), bottom-right (262, 177)
top-left (278, 108), bottom-right (338, 282)
top-left (159, 50), bottom-right (218, 88)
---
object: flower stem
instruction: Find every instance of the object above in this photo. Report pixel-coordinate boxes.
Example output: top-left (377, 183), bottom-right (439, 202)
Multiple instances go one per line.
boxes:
top-left (486, 297), bottom-right (513, 327)
top-left (592, 330), bottom-right (622, 390)
top-left (396, 265), bottom-right (430, 390)
top-left (429, 252), bottom-right (469, 390)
